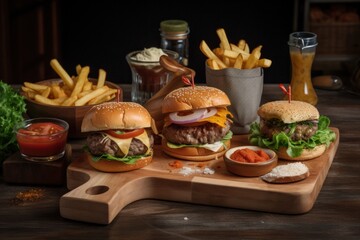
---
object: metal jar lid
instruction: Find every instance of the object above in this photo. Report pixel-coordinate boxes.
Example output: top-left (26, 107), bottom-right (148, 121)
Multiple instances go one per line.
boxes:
top-left (288, 32), bottom-right (318, 50)
top-left (160, 19), bottom-right (189, 33)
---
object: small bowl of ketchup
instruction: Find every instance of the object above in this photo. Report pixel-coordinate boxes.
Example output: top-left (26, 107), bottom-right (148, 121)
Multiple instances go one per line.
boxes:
top-left (224, 146), bottom-right (278, 177)
top-left (14, 118), bottom-right (69, 162)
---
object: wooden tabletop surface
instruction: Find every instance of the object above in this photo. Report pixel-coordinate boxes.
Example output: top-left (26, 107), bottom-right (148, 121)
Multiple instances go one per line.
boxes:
top-left (1, 84), bottom-right (360, 239)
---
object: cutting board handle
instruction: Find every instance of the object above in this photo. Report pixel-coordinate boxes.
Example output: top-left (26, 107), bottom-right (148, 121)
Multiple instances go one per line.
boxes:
top-left (59, 172), bottom-right (146, 224)
top-left (59, 167), bottom-right (193, 224)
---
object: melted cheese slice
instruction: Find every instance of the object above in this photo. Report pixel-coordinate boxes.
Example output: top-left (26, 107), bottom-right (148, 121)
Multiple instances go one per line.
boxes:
top-left (104, 130), bottom-right (150, 156)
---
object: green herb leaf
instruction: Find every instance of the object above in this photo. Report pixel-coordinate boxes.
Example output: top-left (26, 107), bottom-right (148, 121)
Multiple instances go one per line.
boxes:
top-left (0, 81), bottom-right (26, 163)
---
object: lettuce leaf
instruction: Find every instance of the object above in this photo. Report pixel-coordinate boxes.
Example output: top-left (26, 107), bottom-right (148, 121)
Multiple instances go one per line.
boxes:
top-left (0, 81), bottom-right (26, 163)
top-left (249, 116), bottom-right (336, 158)
top-left (83, 146), bottom-right (151, 164)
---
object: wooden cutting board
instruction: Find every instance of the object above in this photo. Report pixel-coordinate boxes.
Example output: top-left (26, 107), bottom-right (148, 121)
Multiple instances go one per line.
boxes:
top-left (60, 128), bottom-right (339, 224)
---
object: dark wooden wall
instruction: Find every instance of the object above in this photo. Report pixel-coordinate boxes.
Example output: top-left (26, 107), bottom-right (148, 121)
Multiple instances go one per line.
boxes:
top-left (58, 0), bottom-right (295, 84)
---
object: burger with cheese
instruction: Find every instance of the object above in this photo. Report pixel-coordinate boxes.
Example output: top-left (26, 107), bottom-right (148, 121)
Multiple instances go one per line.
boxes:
top-left (249, 100), bottom-right (336, 160)
top-left (81, 102), bottom-right (155, 172)
top-left (161, 86), bottom-right (233, 161)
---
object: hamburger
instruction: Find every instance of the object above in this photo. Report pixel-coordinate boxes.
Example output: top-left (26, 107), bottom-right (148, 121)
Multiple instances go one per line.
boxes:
top-left (249, 100), bottom-right (336, 160)
top-left (161, 86), bottom-right (233, 161)
top-left (81, 102), bottom-right (155, 172)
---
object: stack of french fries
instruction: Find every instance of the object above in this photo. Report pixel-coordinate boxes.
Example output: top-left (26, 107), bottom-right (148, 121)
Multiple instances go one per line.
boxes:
top-left (200, 28), bottom-right (272, 70)
top-left (21, 59), bottom-right (118, 106)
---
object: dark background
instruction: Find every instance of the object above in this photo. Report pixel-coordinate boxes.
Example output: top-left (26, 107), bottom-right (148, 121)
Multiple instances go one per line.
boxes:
top-left (58, 0), bottom-right (295, 85)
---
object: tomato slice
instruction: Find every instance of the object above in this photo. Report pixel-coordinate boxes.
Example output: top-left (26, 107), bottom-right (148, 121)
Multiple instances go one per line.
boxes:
top-left (105, 129), bottom-right (144, 139)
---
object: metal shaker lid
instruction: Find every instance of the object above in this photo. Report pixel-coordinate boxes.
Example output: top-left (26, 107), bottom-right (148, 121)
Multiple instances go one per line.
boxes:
top-left (288, 32), bottom-right (318, 50)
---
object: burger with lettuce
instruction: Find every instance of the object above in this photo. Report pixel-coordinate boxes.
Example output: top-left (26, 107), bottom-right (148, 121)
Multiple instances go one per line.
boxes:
top-left (249, 100), bottom-right (336, 160)
top-left (161, 86), bottom-right (233, 161)
top-left (81, 102), bottom-right (155, 172)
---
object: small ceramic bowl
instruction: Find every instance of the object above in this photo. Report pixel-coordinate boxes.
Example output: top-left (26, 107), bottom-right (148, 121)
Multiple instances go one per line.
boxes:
top-left (21, 78), bottom-right (122, 139)
top-left (224, 146), bottom-right (278, 177)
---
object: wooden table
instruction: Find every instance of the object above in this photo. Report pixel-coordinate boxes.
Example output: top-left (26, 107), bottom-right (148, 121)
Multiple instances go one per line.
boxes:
top-left (1, 84), bottom-right (360, 239)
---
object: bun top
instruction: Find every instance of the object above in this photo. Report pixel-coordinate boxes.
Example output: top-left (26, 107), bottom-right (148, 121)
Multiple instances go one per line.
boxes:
top-left (81, 102), bottom-right (152, 132)
top-left (162, 86), bottom-right (231, 113)
top-left (258, 100), bottom-right (319, 123)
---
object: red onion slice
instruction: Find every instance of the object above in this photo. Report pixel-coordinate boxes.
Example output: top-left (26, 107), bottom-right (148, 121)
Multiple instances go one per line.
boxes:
top-left (169, 109), bottom-right (207, 124)
top-left (202, 108), bottom-right (217, 119)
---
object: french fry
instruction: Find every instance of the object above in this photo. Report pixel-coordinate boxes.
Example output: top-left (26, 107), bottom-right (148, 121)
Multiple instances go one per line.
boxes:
top-left (200, 28), bottom-right (271, 71)
top-left (244, 43), bottom-right (250, 53)
top-left (21, 86), bottom-right (36, 93)
top-left (223, 49), bottom-right (240, 59)
top-left (238, 39), bottom-right (246, 50)
top-left (230, 44), bottom-right (250, 60)
top-left (200, 40), bottom-right (227, 68)
top-left (207, 59), bottom-right (220, 70)
top-left (25, 91), bottom-right (37, 99)
top-left (76, 64), bottom-right (82, 75)
top-left (52, 96), bottom-right (68, 104)
top-left (34, 94), bottom-right (59, 106)
top-left (24, 82), bottom-right (49, 92)
top-left (22, 59), bottom-right (117, 106)
top-left (82, 81), bottom-right (93, 91)
top-left (243, 45), bottom-right (262, 69)
top-left (222, 56), bottom-right (231, 67)
top-left (88, 88), bottom-right (117, 105)
top-left (50, 59), bottom-right (74, 89)
top-left (41, 87), bottom-right (51, 98)
top-left (51, 84), bottom-right (67, 98)
top-left (70, 66), bottom-right (89, 97)
top-left (77, 89), bottom-right (93, 98)
top-left (216, 28), bottom-right (231, 50)
top-left (89, 95), bottom-right (112, 105)
top-left (212, 48), bottom-right (223, 58)
top-left (97, 68), bottom-right (106, 89)
top-left (257, 58), bottom-right (272, 68)
top-left (61, 95), bottom-right (78, 106)
top-left (75, 86), bottom-right (109, 106)
top-left (233, 54), bottom-right (243, 69)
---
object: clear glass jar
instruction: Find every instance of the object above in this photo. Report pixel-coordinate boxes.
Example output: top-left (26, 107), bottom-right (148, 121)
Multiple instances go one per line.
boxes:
top-left (160, 19), bottom-right (189, 66)
top-left (288, 32), bottom-right (318, 106)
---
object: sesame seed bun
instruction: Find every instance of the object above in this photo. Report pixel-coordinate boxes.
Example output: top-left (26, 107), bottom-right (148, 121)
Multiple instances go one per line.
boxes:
top-left (162, 86), bottom-right (231, 114)
top-left (277, 144), bottom-right (327, 161)
top-left (257, 100), bottom-right (319, 123)
top-left (81, 102), bottom-right (152, 132)
top-left (81, 102), bottom-right (153, 172)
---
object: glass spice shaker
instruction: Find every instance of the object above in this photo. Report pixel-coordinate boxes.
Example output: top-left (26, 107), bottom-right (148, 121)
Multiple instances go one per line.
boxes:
top-left (160, 19), bottom-right (189, 66)
top-left (288, 32), bottom-right (318, 105)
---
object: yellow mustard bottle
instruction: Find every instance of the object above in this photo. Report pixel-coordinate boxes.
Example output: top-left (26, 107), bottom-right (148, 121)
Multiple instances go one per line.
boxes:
top-left (288, 32), bottom-right (318, 105)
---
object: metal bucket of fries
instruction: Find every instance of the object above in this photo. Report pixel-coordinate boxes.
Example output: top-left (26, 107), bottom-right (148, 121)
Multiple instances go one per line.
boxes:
top-left (200, 28), bottom-right (271, 134)
top-left (206, 64), bottom-right (263, 134)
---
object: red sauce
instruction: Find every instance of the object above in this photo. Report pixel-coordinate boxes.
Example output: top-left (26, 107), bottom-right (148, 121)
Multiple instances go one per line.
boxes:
top-left (16, 122), bottom-right (68, 157)
top-left (230, 148), bottom-right (270, 163)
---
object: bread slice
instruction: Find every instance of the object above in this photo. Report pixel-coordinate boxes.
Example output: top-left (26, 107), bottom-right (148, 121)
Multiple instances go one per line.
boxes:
top-left (261, 162), bottom-right (310, 183)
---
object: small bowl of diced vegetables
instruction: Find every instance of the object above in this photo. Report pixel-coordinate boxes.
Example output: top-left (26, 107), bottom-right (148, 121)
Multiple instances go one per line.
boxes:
top-left (224, 146), bottom-right (278, 177)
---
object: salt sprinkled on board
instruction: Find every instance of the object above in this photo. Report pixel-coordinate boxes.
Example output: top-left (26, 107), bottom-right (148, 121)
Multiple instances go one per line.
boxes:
top-left (178, 166), bottom-right (215, 176)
